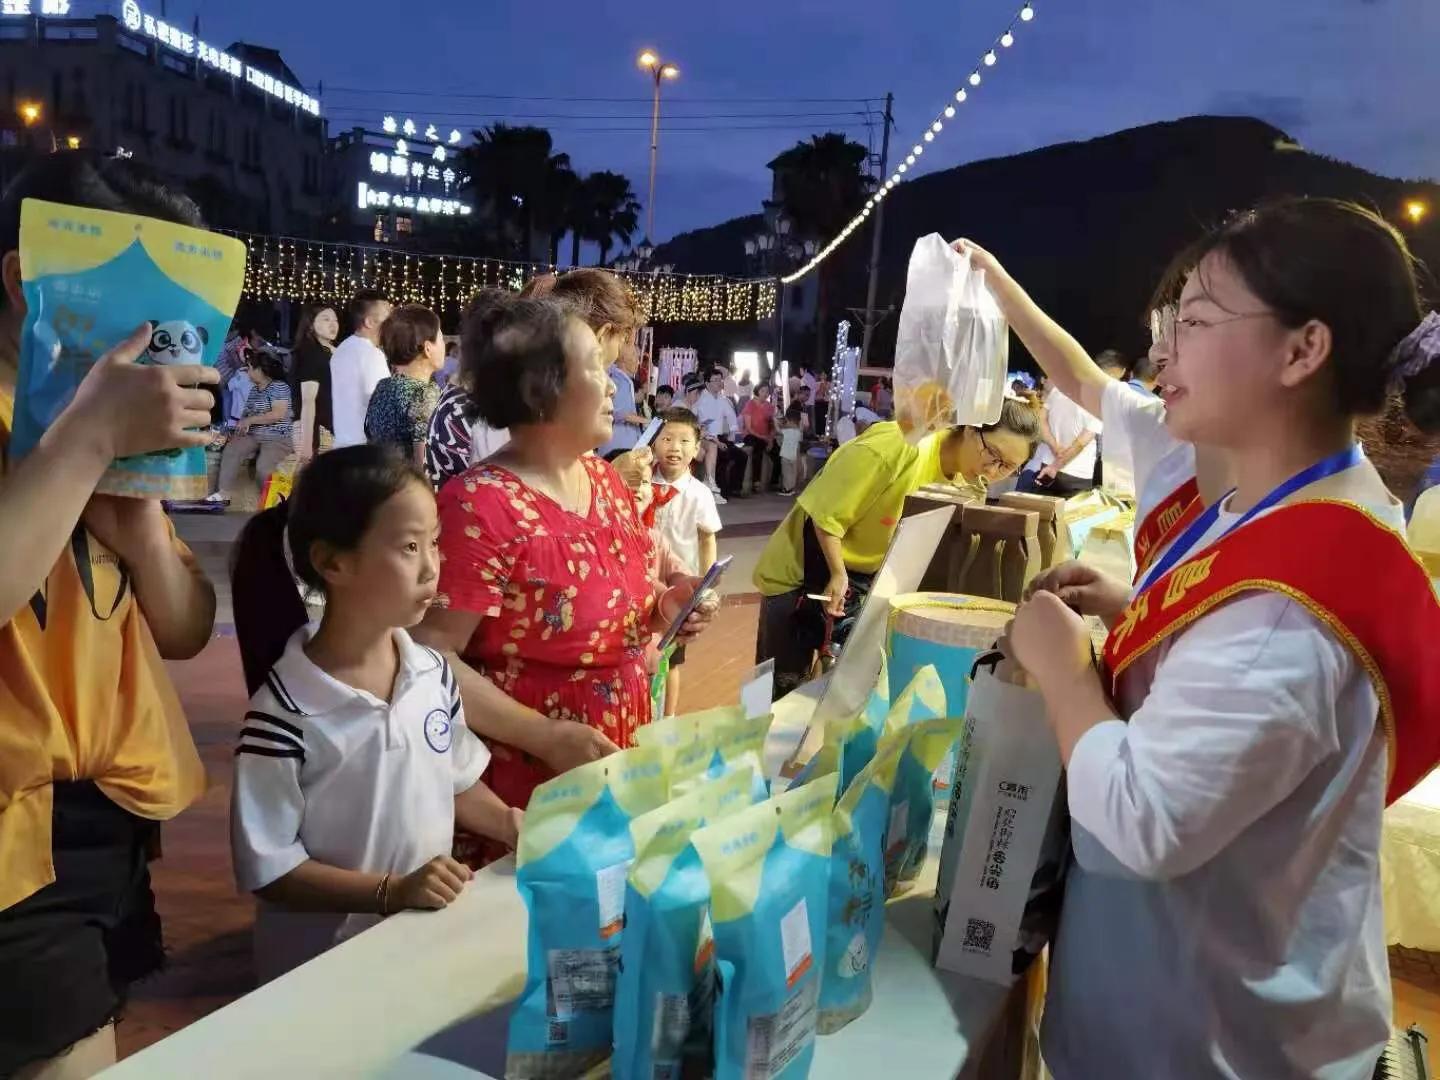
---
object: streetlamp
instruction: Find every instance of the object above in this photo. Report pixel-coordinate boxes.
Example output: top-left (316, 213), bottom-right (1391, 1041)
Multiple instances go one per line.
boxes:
top-left (1406, 200), bottom-right (1429, 226)
top-left (637, 49), bottom-right (680, 250)
top-left (746, 211), bottom-right (818, 390)
top-left (17, 101), bottom-right (42, 127)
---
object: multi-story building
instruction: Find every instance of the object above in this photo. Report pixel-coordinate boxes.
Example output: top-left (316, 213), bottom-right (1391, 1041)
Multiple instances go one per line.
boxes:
top-left (0, 2), bottom-right (326, 234)
top-left (326, 121), bottom-right (475, 248)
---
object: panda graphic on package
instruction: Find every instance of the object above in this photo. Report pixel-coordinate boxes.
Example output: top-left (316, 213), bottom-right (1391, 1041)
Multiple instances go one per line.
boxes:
top-left (145, 319), bottom-right (209, 365)
top-left (138, 319), bottom-right (210, 457)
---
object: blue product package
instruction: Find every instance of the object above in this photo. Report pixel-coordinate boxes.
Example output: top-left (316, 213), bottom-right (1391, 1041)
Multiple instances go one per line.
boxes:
top-left (882, 714), bottom-right (962, 896)
top-left (816, 731), bottom-right (906, 1034)
top-left (508, 746), bottom-right (669, 1080)
top-left (692, 772), bottom-right (838, 1080)
top-left (13, 199), bottom-right (245, 499)
top-left (612, 768), bottom-right (758, 1080)
top-left (815, 717), bottom-right (960, 1033)
top-left (671, 711), bottom-right (772, 804)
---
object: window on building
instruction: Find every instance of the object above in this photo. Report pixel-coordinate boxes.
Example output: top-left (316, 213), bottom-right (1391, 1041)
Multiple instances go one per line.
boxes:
top-left (396, 216), bottom-right (413, 236)
top-left (373, 215), bottom-right (389, 243)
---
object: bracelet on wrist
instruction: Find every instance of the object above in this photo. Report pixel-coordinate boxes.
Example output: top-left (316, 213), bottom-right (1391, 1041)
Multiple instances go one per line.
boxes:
top-left (377, 873), bottom-right (392, 916)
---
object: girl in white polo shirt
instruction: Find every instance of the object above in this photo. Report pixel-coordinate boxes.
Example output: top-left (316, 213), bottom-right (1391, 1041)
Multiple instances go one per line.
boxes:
top-left (229, 444), bottom-right (521, 981)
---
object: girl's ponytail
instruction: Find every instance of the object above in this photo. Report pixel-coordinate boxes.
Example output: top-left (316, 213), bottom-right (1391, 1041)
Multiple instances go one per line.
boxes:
top-left (230, 500), bottom-right (308, 696)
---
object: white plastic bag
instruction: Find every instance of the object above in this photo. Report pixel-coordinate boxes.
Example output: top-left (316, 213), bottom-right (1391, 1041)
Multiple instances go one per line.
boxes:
top-left (933, 653), bottom-right (1068, 986)
top-left (894, 233), bottom-right (1008, 442)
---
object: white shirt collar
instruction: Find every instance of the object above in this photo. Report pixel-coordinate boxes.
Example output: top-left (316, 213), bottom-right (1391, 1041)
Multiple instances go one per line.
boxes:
top-left (269, 624), bottom-right (443, 717)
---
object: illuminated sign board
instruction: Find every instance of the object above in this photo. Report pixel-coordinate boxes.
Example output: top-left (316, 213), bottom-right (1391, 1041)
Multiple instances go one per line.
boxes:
top-left (356, 182), bottom-right (471, 217)
top-left (1, 2), bottom-right (71, 14)
top-left (116, 0), bottom-right (320, 116)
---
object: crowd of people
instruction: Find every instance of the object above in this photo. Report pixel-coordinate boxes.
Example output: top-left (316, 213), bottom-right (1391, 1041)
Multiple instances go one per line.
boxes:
top-left (3, 147), bottom-right (1440, 1080)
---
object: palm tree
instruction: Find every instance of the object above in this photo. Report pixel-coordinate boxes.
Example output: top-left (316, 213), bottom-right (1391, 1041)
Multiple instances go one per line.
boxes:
top-left (577, 171), bottom-right (641, 267)
top-left (771, 132), bottom-right (871, 365)
top-left (459, 124), bottom-right (575, 261)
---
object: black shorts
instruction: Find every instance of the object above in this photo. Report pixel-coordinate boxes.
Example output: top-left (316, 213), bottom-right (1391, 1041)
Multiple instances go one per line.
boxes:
top-left (0, 781), bottom-right (164, 1075)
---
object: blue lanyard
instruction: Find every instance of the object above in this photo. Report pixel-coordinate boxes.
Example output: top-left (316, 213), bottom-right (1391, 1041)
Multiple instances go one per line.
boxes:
top-left (1136, 444), bottom-right (1363, 594)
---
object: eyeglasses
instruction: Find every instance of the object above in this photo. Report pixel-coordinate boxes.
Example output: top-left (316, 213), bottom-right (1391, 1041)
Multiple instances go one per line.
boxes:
top-left (1151, 304), bottom-right (1276, 346)
top-left (977, 429), bottom-right (1025, 478)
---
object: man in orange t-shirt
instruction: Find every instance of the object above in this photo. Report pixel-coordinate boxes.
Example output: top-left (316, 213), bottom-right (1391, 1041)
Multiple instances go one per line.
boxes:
top-left (0, 155), bottom-right (220, 1077)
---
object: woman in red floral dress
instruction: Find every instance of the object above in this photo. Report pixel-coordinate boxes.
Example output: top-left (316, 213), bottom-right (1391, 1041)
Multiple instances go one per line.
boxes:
top-left (415, 286), bottom-right (713, 863)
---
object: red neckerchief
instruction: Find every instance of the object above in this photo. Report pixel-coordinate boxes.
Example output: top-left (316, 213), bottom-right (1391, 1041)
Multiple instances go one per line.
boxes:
top-left (643, 482), bottom-right (682, 529)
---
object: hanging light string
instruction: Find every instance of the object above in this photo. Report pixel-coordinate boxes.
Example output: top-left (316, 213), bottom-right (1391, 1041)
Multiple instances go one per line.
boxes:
top-left (225, 231), bottom-right (778, 325)
top-left (780, 2), bottom-right (1036, 286)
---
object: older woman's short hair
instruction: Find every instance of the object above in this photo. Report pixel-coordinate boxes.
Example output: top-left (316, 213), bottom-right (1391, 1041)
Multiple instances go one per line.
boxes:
top-left (460, 289), bottom-right (578, 428)
top-left (379, 304), bottom-right (441, 369)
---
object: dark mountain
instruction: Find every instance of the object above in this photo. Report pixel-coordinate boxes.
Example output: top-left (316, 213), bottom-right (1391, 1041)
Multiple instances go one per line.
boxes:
top-left (654, 115), bottom-right (1440, 366)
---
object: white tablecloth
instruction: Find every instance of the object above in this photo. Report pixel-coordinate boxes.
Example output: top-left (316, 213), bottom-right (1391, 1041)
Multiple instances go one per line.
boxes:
top-left (1382, 768), bottom-right (1440, 951)
top-left (105, 679), bottom-right (1013, 1079)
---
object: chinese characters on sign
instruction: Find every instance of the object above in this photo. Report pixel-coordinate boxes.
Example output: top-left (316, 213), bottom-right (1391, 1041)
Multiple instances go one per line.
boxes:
top-left (116, 0), bottom-right (321, 116)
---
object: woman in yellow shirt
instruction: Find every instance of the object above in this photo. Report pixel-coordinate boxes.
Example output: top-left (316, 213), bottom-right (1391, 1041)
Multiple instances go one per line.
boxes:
top-left (753, 403), bottom-right (1037, 697)
top-left (0, 155), bottom-right (219, 1078)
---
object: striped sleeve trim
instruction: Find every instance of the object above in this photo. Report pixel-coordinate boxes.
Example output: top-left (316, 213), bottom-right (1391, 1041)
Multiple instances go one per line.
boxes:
top-left (244, 710), bottom-right (304, 741)
top-left (235, 745), bottom-right (304, 761)
top-left (239, 726), bottom-right (303, 752)
top-left (238, 710), bottom-right (306, 762)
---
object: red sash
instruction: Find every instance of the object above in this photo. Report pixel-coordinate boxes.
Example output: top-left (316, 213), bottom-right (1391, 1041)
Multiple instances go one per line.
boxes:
top-left (1132, 476), bottom-right (1203, 583)
top-left (1103, 500), bottom-right (1440, 805)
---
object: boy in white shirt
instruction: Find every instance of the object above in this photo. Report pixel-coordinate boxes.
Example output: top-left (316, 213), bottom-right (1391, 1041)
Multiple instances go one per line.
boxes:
top-left (651, 407), bottom-right (722, 714)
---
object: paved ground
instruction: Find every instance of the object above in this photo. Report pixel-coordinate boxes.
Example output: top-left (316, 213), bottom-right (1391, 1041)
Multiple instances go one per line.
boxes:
top-left (115, 496), bottom-right (1440, 1059)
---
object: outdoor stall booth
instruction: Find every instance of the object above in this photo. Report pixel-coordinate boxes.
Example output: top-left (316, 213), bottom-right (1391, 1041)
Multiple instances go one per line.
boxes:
top-left (104, 677), bottom-right (1033, 1080)
top-left (106, 508), bottom-right (1045, 1080)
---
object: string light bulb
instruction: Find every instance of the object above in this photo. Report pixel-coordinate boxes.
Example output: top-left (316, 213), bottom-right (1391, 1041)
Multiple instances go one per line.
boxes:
top-left (780, 0), bottom-right (1036, 287)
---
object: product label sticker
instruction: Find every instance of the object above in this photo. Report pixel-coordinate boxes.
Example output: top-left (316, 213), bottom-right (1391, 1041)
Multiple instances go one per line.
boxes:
top-left (780, 897), bottom-right (813, 989)
top-left (744, 978), bottom-right (818, 1080)
top-left (933, 749), bottom-right (956, 790)
top-left (695, 908), bottom-right (716, 974)
top-left (546, 946), bottom-right (620, 1020)
top-left (597, 860), bottom-right (632, 939)
top-left (886, 800), bottom-right (909, 857)
top-left (651, 992), bottom-right (690, 1061)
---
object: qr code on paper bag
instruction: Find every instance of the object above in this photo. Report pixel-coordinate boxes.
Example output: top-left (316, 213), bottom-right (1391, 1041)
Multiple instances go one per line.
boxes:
top-left (962, 918), bottom-right (996, 954)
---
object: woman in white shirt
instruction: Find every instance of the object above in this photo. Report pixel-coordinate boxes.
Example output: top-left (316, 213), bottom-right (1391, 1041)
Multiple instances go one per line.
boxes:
top-left (956, 198), bottom-right (1440, 1078)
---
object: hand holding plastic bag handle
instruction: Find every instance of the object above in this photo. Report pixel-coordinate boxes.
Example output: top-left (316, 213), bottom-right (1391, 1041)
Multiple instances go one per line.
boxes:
top-left (1025, 559), bottom-right (1131, 626)
top-left (65, 322), bottom-right (220, 461)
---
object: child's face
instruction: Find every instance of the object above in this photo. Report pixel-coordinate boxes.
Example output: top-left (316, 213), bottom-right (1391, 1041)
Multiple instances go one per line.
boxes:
top-left (324, 480), bottom-right (440, 629)
top-left (654, 422), bottom-right (699, 478)
top-left (656, 391), bottom-right (673, 410)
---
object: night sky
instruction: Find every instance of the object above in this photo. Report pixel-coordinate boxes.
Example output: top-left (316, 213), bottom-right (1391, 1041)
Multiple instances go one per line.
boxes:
top-left (150, 0), bottom-right (1437, 254)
